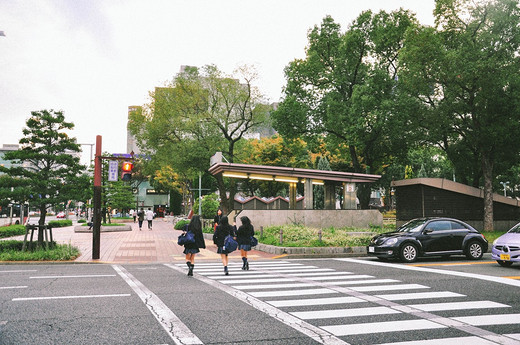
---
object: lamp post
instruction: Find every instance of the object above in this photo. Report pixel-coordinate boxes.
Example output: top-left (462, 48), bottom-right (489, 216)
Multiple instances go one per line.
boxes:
top-left (500, 181), bottom-right (509, 197)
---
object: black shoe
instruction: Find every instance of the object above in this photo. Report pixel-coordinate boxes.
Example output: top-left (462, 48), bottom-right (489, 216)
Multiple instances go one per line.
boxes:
top-left (188, 264), bottom-right (194, 276)
top-left (245, 262), bottom-right (249, 270)
top-left (224, 266), bottom-right (229, 275)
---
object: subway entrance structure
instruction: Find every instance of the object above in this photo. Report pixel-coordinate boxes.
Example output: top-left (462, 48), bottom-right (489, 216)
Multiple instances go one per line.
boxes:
top-left (209, 152), bottom-right (383, 228)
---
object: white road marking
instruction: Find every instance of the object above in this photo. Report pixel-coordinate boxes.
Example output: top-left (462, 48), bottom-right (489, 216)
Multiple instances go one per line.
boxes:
top-left (12, 294), bottom-right (130, 301)
top-left (219, 277), bottom-right (296, 284)
top-left (376, 291), bottom-right (465, 301)
top-left (291, 306), bottom-right (400, 320)
top-left (322, 319), bottom-right (446, 336)
top-left (113, 265), bottom-right (203, 345)
top-left (0, 286), bottom-right (27, 289)
top-left (165, 263), bottom-right (350, 345)
top-left (452, 313), bottom-right (520, 326)
top-left (375, 336), bottom-right (500, 345)
top-left (320, 279), bottom-right (400, 286)
top-left (249, 288), bottom-right (337, 298)
top-left (337, 258), bottom-right (520, 287)
top-left (286, 272), bottom-right (354, 277)
top-left (0, 270), bottom-right (37, 273)
top-left (304, 274), bottom-right (373, 280)
top-left (233, 282), bottom-right (314, 290)
top-left (350, 284), bottom-right (429, 292)
top-left (266, 296), bottom-right (365, 307)
top-left (30, 275), bottom-right (116, 279)
top-left (407, 300), bottom-right (509, 312)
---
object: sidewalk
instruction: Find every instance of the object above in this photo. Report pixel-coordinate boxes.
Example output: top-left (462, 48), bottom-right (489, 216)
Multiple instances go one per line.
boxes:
top-left (47, 218), bottom-right (278, 264)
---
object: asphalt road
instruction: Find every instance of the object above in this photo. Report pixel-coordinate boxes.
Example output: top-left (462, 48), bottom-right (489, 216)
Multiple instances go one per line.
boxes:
top-left (1, 254), bottom-right (519, 345)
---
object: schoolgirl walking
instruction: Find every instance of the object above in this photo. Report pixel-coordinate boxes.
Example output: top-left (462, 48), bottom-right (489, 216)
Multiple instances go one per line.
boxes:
top-left (213, 215), bottom-right (236, 275)
top-left (182, 215), bottom-right (205, 276)
top-left (236, 216), bottom-right (255, 270)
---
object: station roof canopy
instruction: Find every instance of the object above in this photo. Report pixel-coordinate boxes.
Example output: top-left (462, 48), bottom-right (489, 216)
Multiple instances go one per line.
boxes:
top-left (208, 161), bottom-right (381, 184)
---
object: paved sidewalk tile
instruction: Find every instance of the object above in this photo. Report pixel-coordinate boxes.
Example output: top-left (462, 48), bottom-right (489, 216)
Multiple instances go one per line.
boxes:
top-left (16, 218), bottom-right (276, 264)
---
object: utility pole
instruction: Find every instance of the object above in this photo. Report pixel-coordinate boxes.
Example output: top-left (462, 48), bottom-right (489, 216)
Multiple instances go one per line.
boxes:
top-left (92, 136), bottom-right (102, 259)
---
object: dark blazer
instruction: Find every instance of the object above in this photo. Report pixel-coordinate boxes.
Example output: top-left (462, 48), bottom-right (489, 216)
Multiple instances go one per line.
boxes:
top-left (213, 224), bottom-right (236, 247)
top-left (236, 224), bottom-right (254, 245)
top-left (183, 224), bottom-right (206, 249)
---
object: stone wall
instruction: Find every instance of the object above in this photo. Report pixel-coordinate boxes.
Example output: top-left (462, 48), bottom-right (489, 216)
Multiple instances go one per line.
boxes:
top-left (233, 209), bottom-right (382, 229)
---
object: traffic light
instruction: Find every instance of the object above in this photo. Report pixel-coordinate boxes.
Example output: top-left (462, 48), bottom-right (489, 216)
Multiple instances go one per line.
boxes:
top-left (121, 161), bottom-right (133, 181)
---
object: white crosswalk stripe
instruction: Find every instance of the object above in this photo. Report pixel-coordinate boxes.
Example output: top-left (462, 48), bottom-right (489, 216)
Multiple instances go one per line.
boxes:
top-left (180, 260), bottom-right (520, 345)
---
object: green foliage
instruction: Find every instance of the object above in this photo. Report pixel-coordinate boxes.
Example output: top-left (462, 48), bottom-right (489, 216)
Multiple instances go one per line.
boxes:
top-left (273, 11), bottom-right (418, 208)
top-left (174, 219), bottom-right (190, 230)
top-left (200, 193), bottom-right (220, 219)
top-left (0, 225), bottom-right (26, 238)
top-left (0, 240), bottom-right (80, 261)
top-left (260, 225), bottom-right (380, 247)
top-left (77, 219), bottom-right (86, 223)
top-left (47, 220), bottom-right (73, 228)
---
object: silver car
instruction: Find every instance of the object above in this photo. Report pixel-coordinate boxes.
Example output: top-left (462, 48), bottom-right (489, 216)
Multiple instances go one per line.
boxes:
top-left (491, 223), bottom-right (520, 267)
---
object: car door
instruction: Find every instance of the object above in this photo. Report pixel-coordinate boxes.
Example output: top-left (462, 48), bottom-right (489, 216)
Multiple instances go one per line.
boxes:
top-left (420, 220), bottom-right (453, 253)
top-left (448, 220), bottom-right (470, 251)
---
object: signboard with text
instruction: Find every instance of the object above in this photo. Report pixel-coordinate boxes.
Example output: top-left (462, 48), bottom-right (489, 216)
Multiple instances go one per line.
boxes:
top-left (108, 160), bottom-right (118, 181)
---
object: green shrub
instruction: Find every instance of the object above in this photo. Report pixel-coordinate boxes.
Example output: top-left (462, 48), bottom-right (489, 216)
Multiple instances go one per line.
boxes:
top-left (48, 220), bottom-right (73, 227)
top-left (193, 193), bottom-right (220, 219)
top-left (260, 225), bottom-right (376, 247)
top-left (0, 240), bottom-right (80, 261)
top-left (0, 225), bottom-right (26, 238)
top-left (174, 219), bottom-right (190, 230)
top-left (77, 219), bottom-right (86, 223)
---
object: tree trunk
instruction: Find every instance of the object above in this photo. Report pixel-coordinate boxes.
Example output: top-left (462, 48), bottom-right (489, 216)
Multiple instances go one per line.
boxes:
top-left (482, 153), bottom-right (494, 231)
top-left (38, 205), bottom-right (46, 247)
top-left (215, 174), bottom-right (232, 214)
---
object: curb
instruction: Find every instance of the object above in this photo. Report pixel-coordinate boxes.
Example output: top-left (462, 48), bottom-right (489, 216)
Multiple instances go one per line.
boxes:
top-left (202, 233), bottom-right (367, 258)
top-left (74, 225), bottom-right (132, 233)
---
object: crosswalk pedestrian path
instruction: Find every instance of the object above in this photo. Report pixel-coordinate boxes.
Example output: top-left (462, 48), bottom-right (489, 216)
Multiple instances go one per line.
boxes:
top-left (173, 260), bottom-right (520, 345)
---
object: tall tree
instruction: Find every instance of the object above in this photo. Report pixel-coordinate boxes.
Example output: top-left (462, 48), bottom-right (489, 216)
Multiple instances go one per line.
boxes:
top-left (400, 0), bottom-right (520, 230)
top-left (272, 10), bottom-right (417, 208)
top-left (129, 65), bottom-right (271, 213)
top-left (0, 110), bottom-right (84, 245)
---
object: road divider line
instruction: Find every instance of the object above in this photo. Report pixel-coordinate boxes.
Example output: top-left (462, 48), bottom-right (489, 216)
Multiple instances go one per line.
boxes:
top-left (0, 286), bottom-right (27, 289)
top-left (410, 261), bottom-right (496, 267)
top-left (12, 294), bottom-right (130, 301)
top-left (112, 264), bottom-right (203, 345)
top-left (0, 270), bottom-right (37, 273)
top-left (30, 275), bottom-right (116, 279)
top-left (164, 263), bottom-right (350, 345)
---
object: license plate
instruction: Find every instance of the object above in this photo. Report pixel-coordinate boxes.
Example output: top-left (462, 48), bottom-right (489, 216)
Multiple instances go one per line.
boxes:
top-left (368, 246), bottom-right (375, 253)
top-left (500, 254), bottom-right (511, 261)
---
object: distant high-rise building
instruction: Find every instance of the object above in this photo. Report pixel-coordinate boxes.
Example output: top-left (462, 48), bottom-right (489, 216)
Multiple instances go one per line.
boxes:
top-left (127, 106), bottom-right (142, 154)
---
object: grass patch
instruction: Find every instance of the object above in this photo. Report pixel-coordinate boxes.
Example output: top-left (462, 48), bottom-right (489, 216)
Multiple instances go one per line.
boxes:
top-left (0, 225), bottom-right (26, 238)
top-left (482, 231), bottom-right (507, 244)
top-left (48, 220), bottom-right (73, 227)
top-left (0, 240), bottom-right (80, 261)
top-left (260, 225), bottom-right (379, 247)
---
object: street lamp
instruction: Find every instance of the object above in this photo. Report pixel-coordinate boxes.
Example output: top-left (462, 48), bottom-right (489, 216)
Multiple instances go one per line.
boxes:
top-left (500, 181), bottom-right (509, 197)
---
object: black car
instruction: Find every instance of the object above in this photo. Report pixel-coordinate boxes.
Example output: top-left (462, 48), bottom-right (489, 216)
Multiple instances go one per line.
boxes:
top-left (367, 217), bottom-right (488, 263)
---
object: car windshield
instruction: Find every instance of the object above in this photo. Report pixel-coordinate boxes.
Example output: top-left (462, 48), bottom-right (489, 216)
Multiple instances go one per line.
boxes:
top-left (509, 223), bottom-right (520, 233)
top-left (397, 219), bottom-right (427, 233)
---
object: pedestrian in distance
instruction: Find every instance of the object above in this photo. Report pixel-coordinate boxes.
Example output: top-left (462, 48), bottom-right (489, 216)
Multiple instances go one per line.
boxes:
top-left (145, 207), bottom-right (154, 230)
top-left (182, 215), bottom-right (206, 276)
top-left (132, 209), bottom-right (137, 223)
top-left (213, 215), bottom-right (236, 275)
top-left (236, 216), bottom-right (255, 270)
top-left (213, 208), bottom-right (222, 231)
top-left (137, 208), bottom-right (145, 231)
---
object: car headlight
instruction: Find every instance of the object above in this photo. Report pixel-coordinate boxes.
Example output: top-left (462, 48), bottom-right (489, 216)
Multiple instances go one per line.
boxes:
top-left (385, 238), bottom-right (398, 246)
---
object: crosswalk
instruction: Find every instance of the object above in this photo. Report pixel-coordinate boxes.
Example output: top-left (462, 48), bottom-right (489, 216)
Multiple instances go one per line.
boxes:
top-left (174, 260), bottom-right (520, 345)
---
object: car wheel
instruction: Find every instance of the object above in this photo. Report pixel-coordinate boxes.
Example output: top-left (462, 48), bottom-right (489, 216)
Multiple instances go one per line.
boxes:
top-left (497, 260), bottom-right (514, 267)
top-left (400, 243), bottom-right (418, 263)
top-left (465, 241), bottom-right (483, 260)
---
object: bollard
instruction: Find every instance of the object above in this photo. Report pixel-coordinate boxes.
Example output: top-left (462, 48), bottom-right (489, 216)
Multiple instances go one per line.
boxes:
top-left (318, 229), bottom-right (322, 243)
top-left (260, 226), bottom-right (263, 239)
top-left (279, 228), bottom-right (283, 245)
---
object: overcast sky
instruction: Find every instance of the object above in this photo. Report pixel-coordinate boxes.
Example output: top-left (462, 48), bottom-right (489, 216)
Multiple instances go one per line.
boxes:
top-left (0, 1), bottom-right (435, 165)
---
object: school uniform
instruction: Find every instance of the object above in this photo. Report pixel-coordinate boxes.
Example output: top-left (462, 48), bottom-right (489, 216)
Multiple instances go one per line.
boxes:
top-left (236, 224), bottom-right (255, 251)
top-left (183, 224), bottom-right (206, 254)
top-left (213, 224), bottom-right (236, 254)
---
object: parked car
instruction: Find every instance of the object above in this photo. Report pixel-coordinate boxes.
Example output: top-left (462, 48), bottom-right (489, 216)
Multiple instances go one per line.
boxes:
top-left (491, 222), bottom-right (520, 267)
top-left (367, 217), bottom-right (488, 263)
top-left (56, 212), bottom-right (66, 218)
